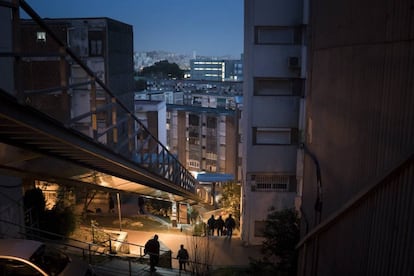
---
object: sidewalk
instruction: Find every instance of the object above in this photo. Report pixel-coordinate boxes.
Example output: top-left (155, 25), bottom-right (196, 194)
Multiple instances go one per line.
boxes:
top-left (124, 229), bottom-right (262, 269)
top-left (75, 197), bottom-right (262, 274)
top-left (90, 229), bottom-right (261, 275)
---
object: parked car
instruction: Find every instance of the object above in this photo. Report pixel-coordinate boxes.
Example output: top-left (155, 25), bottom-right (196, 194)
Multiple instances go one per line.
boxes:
top-left (0, 238), bottom-right (95, 276)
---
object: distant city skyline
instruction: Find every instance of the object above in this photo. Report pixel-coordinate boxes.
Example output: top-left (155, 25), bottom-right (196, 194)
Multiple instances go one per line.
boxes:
top-left (23, 0), bottom-right (244, 58)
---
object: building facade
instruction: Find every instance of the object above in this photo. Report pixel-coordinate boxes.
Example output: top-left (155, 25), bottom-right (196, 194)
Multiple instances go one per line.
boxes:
top-left (20, 17), bottom-right (134, 146)
top-left (297, 0), bottom-right (414, 275)
top-left (190, 58), bottom-right (243, 82)
top-left (241, 0), bottom-right (307, 245)
top-left (167, 106), bottom-right (237, 177)
top-left (135, 81), bottom-right (240, 178)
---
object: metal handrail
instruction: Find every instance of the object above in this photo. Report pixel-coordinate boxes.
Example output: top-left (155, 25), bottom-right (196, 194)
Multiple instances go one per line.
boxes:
top-left (296, 150), bottom-right (414, 249)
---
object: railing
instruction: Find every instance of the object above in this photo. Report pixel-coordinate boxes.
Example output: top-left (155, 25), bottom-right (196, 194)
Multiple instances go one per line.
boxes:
top-left (0, 0), bottom-right (197, 194)
top-left (0, 218), bottom-right (174, 274)
top-left (296, 151), bottom-right (414, 275)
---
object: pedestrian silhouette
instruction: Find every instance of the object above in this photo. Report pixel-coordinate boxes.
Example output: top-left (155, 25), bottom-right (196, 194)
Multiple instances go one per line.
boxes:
top-left (215, 215), bottom-right (225, 236)
top-left (207, 214), bottom-right (216, 236)
top-left (144, 234), bottom-right (160, 272)
top-left (177, 244), bottom-right (189, 271)
top-left (225, 214), bottom-right (236, 238)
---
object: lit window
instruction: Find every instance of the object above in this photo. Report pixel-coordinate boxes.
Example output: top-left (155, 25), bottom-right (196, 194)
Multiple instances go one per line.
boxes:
top-left (36, 31), bottom-right (46, 42)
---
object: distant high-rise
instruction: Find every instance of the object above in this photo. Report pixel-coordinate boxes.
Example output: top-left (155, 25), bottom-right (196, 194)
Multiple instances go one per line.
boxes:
top-left (190, 58), bottom-right (243, 82)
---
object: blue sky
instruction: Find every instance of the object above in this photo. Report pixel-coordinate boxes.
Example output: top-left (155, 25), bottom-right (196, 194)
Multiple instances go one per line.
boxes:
top-left (23, 0), bottom-right (244, 57)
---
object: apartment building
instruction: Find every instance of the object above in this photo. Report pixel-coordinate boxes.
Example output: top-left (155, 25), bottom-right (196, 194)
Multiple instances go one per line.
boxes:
top-left (20, 17), bottom-right (134, 145)
top-left (135, 81), bottom-right (240, 178)
top-left (241, 0), bottom-right (307, 245)
top-left (167, 106), bottom-right (237, 176)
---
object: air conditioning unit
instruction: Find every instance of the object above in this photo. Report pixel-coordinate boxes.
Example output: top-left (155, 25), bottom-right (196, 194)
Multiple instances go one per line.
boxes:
top-left (288, 56), bottom-right (300, 69)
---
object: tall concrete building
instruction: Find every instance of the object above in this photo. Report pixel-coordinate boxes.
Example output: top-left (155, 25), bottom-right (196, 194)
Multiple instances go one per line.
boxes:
top-left (135, 82), bottom-right (240, 179)
top-left (167, 106), bottom-right (237, 177)
top-left (20, 18), bottom-right (134, 146)
top-left (241, 0), bottom-right (307, 245)
top-left (0, 12), bottom-right (135, 236)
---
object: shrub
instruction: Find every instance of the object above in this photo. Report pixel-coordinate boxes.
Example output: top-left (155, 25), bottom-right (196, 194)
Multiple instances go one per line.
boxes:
top-left (250, 208), bottom-right (299, 276)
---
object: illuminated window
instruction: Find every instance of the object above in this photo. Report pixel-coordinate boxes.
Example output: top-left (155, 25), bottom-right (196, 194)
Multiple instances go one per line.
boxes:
top-left (188, 160), bottom-right (200, 169)
top-left (36, 31), bottom-right (46, 42)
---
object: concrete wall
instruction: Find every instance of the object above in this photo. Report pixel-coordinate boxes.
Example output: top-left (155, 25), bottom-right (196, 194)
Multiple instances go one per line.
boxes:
top-left (298, 0), bottom-right (414, 274)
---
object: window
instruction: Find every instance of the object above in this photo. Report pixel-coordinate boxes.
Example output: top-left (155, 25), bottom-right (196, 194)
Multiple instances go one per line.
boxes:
top-left (89, 31), bottom-right (104, 56)
top-left (189, 114), bottom-right (200, 126)
top-left (255, 26), bottom-right (301, 45)
top-left (206, 116), bottom-right (217, 128)
top-left (253, 127), bottom-right (292, 145)
top-left (252, 174), bottom-right (291, 192)
top-left (89, 40), bottom-right (103, 56)
top-left (254, 78), bottom-right (304, 96)
top-left (188, 160), bottom-right (200, 169)
top-left (36, 31), bottom-right (46, 43)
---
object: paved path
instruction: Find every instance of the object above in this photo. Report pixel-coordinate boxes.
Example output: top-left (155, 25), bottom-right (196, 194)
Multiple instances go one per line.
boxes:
top-left (89, 229), bottom-right (261, 275)
top-left (124, 229), bottom-right (262, 269)
top-left (74, 197), bottom-right (262, 274)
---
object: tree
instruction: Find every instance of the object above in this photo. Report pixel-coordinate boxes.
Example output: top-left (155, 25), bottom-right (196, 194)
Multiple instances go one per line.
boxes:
top-left (24, 187), bottom-right (77, 239)
top-left (250, 208), bottom-right (300, 276)
top-left (23, 188), bottom-right (46, 226)
top-left (139, 60), bottom-right (184, 79)
top-left (134, 78), bottom-right (147, 91)
top-left (218, 182), bottom-right (241, 221)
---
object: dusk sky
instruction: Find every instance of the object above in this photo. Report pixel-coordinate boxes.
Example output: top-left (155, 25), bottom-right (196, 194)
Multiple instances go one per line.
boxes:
top-left (23, 0), bottom-right (244, 58)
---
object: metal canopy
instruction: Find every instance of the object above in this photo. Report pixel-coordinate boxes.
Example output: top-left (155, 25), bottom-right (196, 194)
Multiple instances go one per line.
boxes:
top-left (0, 91), bottom-right (199, 204)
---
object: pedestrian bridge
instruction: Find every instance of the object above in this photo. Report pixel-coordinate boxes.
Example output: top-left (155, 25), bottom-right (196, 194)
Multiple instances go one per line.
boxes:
top-left (0, 0), bottom-right (201, 205)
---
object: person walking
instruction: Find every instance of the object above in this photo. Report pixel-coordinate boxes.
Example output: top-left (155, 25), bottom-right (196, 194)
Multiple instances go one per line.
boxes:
top-left (177, 244), bottom-right (189, 271)
top-left (144, 234), bottom-right (160, 272)
top-left (207, 215), bottom-right (216, 236)
top-left (225, 214), bottom-right (236, 238)
top-left (215, 215), bottom-right (225, 236)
